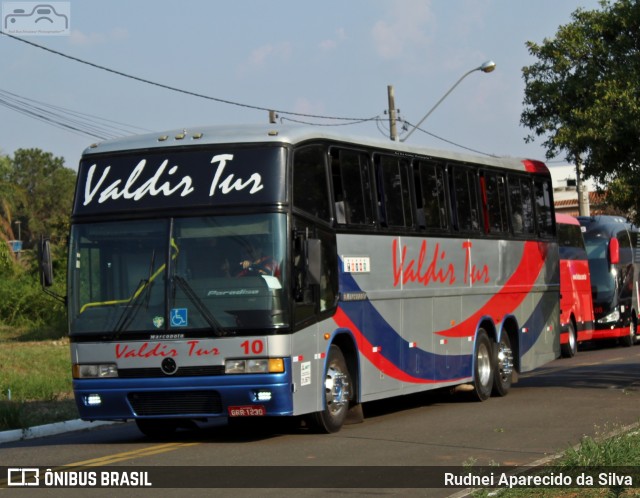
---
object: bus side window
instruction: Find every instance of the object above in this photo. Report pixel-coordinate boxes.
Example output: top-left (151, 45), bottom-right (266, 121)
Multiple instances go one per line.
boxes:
top-left (416, 160), bottom-right (449, 230)
top-left (534, 179), bottom-right (554, 237)
top-left (450, 165), bottom-right (480, 232)
top-left (508, 176), bottom-right (536, 236)
top-left (484, 171), bottom-right (509, 234)
top-left (330, 148), bottom-right (374, 226)
top-left (617, 228), bottom-right (632, 263)
top-left (292, 226), bottom-right (315, 324)
top-left (520, 178), bottom-right (536, 235)
top-left (558, 222), bottom-right (587, 260)
top-left (292, 221), bottom-right (338, 324)
top-left (375, 155), bottom-right (413, 228)
top-left (293, 145), bottom-right (331, 222)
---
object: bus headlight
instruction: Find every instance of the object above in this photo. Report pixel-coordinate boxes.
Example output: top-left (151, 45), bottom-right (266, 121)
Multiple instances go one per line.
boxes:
top-left (597, 310), bottom-right (620, 324)
top-left (224, 358), bottom-right (285, 374)
top-left (73, 363), bottom-right (118, 379)
top-left (83, 394), bottom-right (102, 406)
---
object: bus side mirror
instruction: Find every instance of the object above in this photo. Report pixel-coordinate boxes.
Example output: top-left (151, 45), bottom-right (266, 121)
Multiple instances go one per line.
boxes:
top-left (609, 237), bottom-right (620, 265)
top-left (306, 239), bottom-right (322, 286)
top-left (38, 237), bottom-right (54, 287)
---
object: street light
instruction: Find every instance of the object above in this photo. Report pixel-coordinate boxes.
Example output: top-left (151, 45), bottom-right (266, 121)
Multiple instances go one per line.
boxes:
top-left (400, 60), bottom-right (496, 143)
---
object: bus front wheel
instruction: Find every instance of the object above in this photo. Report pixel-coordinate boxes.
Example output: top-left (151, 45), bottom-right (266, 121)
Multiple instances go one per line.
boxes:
top-left (310, 345), bottom-right (352, 433)
top-left (561, 322), bottom-right (577, 357)
top-left (621, 317), bottom-right (637, 347)
top-left (472, 330), bottom-right (494, 401)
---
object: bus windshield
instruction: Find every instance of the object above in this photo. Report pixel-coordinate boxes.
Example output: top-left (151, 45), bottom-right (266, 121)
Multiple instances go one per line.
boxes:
top-left (68, 213), bottom-right (288, 336)
top-left (584, 237), bottom-right (615, 301)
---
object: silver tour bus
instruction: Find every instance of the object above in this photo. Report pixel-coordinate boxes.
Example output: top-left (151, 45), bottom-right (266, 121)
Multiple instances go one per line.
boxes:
top-left (40, 125), bottom-right (560, 436)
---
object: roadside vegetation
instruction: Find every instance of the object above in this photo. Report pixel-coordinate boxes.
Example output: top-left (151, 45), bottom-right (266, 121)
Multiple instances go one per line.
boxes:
top-left (0, 148), bottom-right (75, 431)
top-left (472, 426), bottom-right (640, 497)
top-left (0, 325), bottom-right (76, 431)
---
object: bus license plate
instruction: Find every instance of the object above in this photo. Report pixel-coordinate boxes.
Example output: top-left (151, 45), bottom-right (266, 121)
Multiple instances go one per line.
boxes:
top-left (228, 405), bottom-right (266, 417)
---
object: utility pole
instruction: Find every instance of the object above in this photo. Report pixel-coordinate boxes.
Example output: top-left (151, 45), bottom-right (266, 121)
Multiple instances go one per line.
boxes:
top-left (387, 85), bottom-right (398, 141)
top-left (575, 155), bottom-right (590, 216)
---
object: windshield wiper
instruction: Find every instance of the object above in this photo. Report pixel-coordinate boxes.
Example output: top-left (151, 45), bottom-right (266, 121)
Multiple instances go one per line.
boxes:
top-left (113, 250), bottom-right (157, 335)
top-left (112, 279), bottom-right (152, 335)
top-left (173, 275), bottom-right (227, 337)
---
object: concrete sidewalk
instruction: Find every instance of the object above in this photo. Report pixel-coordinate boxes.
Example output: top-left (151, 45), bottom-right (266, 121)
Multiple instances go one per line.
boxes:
top-left (0, 419), bottom-right (114, 444)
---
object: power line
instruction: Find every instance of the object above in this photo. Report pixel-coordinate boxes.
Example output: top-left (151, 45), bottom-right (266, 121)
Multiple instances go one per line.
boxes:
top-left (0, 30), bottom-right (375, 123)
top-left (0, 88), bottom-right (152, 140)
top-left (280, 116), bottom-right (381, 127)
top-left (0, 30), bottom-right (500, 157)
top-left (398, 119), bottom-right (499, 157)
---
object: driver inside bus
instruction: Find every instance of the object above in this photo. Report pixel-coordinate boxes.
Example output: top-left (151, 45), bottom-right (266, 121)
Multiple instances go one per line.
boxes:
top-left (222, 236), bottom-right (280, 278)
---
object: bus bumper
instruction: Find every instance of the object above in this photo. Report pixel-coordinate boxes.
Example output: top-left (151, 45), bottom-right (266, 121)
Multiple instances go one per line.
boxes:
top-left (72, 368), bottom-right (293, 421)
top-left (590, 325), bottom-right (628, 341)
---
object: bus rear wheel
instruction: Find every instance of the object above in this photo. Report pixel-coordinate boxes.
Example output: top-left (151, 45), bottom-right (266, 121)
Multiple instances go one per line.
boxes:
top-left (310, 345), bottom-right (352, 433)
top-left (472, 330), bottom-right (494, 401)
top-left (492, 333), bottom-right (513, 397)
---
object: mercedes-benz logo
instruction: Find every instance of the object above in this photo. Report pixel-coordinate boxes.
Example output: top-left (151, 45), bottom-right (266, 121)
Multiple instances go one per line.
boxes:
top-left (161, 357), bottom-right (178, 375)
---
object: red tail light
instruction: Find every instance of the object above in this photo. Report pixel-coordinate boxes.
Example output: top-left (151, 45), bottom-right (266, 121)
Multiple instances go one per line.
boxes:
top-left (609, 237), bottom-right (620, 264)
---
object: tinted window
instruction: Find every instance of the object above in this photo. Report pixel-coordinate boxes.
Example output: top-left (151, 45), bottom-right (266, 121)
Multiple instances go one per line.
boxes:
top-left (584, 237), bottom-right (615, 299)
top-left (376, 155), bottom-right (413, 227)
top-left (484, 172), bottom-right (509, 233)
top-left (293, 146), bottom-right (330, 221)
top-left (616, 229), bottom-right (634, 264)
top-left (416, 160), bottom-right (449, 230)
top-left (330, 148), bottom-right (374, 225)
top-left (508, 176), bottom-right (535, 235)
top-left (451, 166), bottom-right (480, 232)
top-left (557, 222), bottom-right (587, 260)
top-left (534, 179), bottom-right (554, 236)
top-left (292, 218), bottom-right (338, 325)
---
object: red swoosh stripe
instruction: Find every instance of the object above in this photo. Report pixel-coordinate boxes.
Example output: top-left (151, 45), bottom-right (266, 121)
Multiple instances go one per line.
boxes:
top-left (436, 241), bottom-right (548, 338)
top-left (333, 307), bottom-right (463, 384)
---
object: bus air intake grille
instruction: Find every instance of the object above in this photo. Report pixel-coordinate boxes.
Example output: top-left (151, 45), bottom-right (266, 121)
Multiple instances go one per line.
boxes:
top-left (128, 391), bottom-right (223, 415)
top-left (118, 366), bottom-right (225, 378)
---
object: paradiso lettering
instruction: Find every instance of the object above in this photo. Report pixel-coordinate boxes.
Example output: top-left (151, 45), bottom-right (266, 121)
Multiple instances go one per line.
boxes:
top-left (392, 239), bottom-right (490, 287)
top-left (82, 154), bottom-right (263, 206)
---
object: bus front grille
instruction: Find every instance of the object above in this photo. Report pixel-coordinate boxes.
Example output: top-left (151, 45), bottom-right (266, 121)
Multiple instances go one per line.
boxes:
top-left (119, 366), bottom-right (225, 378)
top-left (128, 391), bottom-right (223, 415)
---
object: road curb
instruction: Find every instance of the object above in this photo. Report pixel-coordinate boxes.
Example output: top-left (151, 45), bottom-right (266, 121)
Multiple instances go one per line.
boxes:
top-left (0, 419), bottom-right (114, 444)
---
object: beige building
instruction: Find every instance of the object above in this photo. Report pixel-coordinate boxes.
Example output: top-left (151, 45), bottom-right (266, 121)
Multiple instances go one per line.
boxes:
top-left (549, 164), bottom-right (604, 216)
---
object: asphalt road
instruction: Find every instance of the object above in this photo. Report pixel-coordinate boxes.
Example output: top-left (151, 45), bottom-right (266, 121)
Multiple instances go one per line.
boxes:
top-left (2, 341), bottom-right (639, 497)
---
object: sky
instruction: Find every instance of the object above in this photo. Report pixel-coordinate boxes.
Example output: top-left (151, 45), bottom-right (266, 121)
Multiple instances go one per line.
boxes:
top-left (0, 0), bottom-right (605, 171)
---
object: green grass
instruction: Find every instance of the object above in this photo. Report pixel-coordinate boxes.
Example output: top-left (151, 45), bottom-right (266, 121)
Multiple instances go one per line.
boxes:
top-left (472, 427), bottom-right (640, 498)
top-left (560, 426), bottom-right (640, 467)
top-left (0, 326), bottom-right (77, 430)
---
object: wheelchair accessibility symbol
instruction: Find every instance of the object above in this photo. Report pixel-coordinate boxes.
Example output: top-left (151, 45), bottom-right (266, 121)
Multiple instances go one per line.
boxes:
top-left (170, 308), bottom-right (188, 327)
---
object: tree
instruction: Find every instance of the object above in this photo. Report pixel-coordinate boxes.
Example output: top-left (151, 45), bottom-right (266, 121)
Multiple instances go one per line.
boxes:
top-left (7, 148), bottom-right (76, 246)
top-left (0, 153), bottom-right (24, 263)
top-left (0, 149), bottom-right (73, 334)
top-left (521, 0), bottom-right (640, 221)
